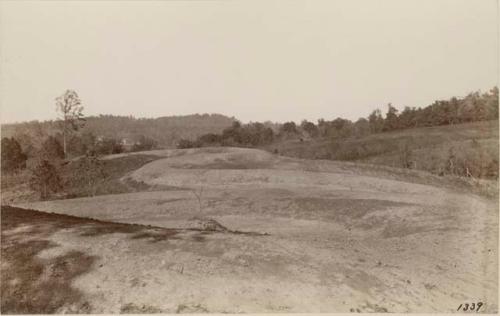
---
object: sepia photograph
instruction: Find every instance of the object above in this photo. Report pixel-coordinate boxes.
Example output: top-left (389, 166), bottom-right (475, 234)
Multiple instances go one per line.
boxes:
top-left (0, 0), bottom-right (498, 314)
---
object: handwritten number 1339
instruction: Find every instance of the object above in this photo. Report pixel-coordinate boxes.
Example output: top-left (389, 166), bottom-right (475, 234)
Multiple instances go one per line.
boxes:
top-left (457, 302), bottom-right (483, 312)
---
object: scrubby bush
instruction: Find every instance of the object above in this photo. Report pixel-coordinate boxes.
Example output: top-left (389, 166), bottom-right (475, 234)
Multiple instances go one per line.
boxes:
top-left (398, 142), bottom-right (413, 169)
top-left (29, 160), bottom-right (62, 199)
top-left (96, 138), bottom-right (123, 155)
top-left (66, 132), bottom-right (99, 157)
top-left (177, 121), bottom-right (275, 149)
top-left (177, 138), bottom-right (198, 149)
top-left (445, 141), bottom-right (499, 179)
top-left (74, 150), bottom-right (107, 197)
top-left (1, 137), bottom-right (27, 173)
top-left (131, 135), bottom-right (157, 152)
top-left (39, 136), bottom-right (64, 161)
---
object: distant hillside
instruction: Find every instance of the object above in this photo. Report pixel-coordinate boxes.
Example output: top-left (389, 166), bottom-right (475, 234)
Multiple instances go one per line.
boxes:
top-left (263, 120), bottom-right (499, 180)
top-left (1, 113), bottom-right (236, 148)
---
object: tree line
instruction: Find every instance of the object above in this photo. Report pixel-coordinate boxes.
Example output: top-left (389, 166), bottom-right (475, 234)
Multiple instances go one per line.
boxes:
top-left (2, 87), bottom-right (498, 199)
top-left (179, 87), bottom-right (498, 148)
top-left (2, 113), bottom-right (235, 149)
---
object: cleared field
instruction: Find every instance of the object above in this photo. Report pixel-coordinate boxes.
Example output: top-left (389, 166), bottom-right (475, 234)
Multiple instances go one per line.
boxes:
top-left (10, 147), bottom-right (499, 313)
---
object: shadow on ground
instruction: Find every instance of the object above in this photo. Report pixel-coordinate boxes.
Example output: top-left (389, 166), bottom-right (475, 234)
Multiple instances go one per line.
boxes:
top-left (1, 205), bottom-right (257, 314)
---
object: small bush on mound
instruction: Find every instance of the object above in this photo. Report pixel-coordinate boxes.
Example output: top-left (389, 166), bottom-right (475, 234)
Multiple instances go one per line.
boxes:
top-left (197, 218), bottom-right (228, 232)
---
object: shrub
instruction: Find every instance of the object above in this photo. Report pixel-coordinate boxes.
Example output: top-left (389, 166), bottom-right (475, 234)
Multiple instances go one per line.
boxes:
top-left (39, 136), bottom-right (64, 161)
top-left (398, 142), bottom-right (413, 169)
top-left (1, 137), bottom-right (27, 173)
top-left (177, 139), bottom-right (198, 149)
top-left (29, 160), bottom-right (62, 199)
top-left (96, 138), bottom-right (123, 155)
top-left (74, 151), bottom-right (107, 197)
top-left (131, 135), bottom-right (157, 152)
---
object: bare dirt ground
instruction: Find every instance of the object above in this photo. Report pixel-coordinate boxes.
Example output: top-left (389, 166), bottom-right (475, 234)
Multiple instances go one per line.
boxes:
top-left (5, 147), bottom-right (498, 313)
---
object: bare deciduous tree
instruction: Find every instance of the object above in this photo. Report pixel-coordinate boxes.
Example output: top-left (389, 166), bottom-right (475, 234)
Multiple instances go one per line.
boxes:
top-left (191, 184), bottom-right (204, 213)
top-left (191, 170), bottom-right (206, 213)
top-left (56, 90), bottom-right (85, 158)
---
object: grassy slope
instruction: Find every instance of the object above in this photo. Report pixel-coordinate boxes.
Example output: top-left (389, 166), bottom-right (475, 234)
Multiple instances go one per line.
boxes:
top-left (1, 154), bottom-right (166, 205)
top-left (62, 154), bottom-right (163, 198)
top-left (264, 120), bottom-right (499, 179)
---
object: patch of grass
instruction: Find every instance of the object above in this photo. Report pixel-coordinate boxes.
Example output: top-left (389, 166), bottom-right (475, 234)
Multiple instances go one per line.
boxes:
top-left (176, 303), bottom-right (209, 313)
top-left (0, 170), bottom-right (38, 204)
top-left (120, 303), bottom-right (164, 313)
top-left (62, 154), bottom-right (162, 198)
top-left (1, 154), bottom-right (164, 204)
top-left (1, 206), bottom-right (96, 314)
top-left (1, 239), bottom-right (95, 314)
top-left (265, 121), bottom-right (499, 180)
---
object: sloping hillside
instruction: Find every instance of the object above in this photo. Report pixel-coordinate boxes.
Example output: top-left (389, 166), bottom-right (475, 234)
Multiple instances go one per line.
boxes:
top-left (14, 147), bottom-right (498, 313)
top-left (265, 120), bottom-right (498, 179)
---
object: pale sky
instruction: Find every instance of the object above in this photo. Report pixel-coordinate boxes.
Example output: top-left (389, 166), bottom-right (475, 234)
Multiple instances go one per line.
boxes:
top-left (0, 0), bottom-right (498, 124)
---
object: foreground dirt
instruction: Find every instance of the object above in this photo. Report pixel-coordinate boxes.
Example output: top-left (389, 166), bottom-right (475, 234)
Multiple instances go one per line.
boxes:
top-left (8, 147), bottom-right (499, 313)
top-left (1, 206), bottom-right (218, 314)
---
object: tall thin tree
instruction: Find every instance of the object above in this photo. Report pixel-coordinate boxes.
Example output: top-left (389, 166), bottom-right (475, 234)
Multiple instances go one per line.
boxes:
top-left (55, 90), bottom-right (85, 158)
